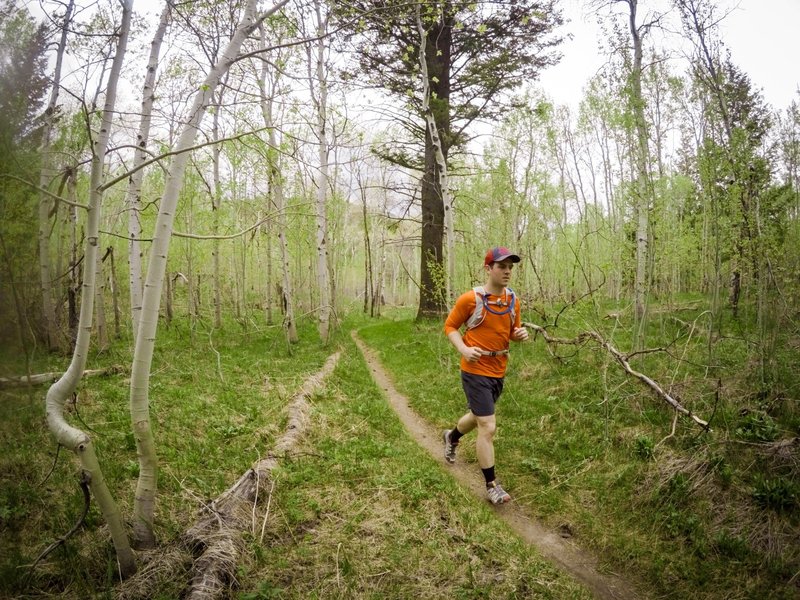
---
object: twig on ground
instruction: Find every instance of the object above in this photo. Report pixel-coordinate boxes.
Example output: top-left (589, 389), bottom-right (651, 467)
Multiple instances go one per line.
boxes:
top-left (656, 413), bottom-right (679, 449)
top-left (259, 479), bottom-right (276, 544)
top-left (27, 471), bottom-right (91, 579)
top-left (38, 444), bottom-right (62, 487)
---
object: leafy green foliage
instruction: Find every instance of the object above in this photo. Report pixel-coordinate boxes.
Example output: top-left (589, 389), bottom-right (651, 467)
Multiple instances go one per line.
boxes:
top-left (751, 475), bottom-right (798, 512)
top-left (736, 411), bottom-right (779, 442)
top-left (633, 435), bottom-right (655, 460)
top-left (336, 0), bottom-right (563, 164)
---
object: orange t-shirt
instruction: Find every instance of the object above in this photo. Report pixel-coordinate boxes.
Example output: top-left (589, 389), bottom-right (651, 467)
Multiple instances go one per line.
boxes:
top-left (444, 289), bottom-right (521, 378)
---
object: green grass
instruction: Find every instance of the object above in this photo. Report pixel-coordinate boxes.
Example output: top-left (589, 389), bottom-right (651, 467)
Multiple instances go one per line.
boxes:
top-left (1, 300), bottom-right (797, 598)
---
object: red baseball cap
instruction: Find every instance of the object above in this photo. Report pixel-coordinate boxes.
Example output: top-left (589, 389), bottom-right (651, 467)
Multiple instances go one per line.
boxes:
top-left (484, 246), bottom-right (521, 266)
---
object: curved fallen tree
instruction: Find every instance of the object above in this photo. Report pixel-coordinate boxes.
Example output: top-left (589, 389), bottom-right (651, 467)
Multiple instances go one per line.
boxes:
top-left (0, 367), bottom-right (121, 389)
top-left (523, 322), bottom-right (709, 429)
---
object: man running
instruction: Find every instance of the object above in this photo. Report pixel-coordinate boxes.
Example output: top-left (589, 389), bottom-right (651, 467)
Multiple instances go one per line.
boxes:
top-left (443, 247), bottom-right (529, 504)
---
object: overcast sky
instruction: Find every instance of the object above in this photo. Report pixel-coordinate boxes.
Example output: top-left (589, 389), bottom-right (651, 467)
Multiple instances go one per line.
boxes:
top-left (538, 0), bottom-right (800, 112)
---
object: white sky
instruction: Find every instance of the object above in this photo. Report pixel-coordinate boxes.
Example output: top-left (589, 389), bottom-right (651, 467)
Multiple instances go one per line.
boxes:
top-left (538, 0), bottom-right (800, 112)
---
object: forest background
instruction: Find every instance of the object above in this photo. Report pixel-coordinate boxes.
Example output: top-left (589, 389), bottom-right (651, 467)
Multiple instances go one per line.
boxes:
top-left (1, 0), bottom-right (798, 598)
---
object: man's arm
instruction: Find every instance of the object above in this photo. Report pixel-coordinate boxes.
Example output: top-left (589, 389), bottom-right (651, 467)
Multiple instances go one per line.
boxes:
top-left (447, 330), bottom-right (482, 363)
top-left (444, 292), bottom-right (483, 362)
top-left (511, 298), bottom-right (528, 342)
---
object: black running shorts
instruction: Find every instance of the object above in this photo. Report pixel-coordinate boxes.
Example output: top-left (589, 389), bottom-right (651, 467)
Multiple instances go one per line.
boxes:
top-left (460, 371), bottom-right (504, 417)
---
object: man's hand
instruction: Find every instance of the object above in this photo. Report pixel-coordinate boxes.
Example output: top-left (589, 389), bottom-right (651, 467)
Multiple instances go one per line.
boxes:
top-left (460, 346), bottom-right (483, 362)
top-left (512, 326), bottom-right (529, 342)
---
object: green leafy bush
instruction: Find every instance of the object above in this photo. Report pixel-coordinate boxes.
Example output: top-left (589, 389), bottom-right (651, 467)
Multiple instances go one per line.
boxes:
top-left (735, 412), bottom-right (779, 442)
top-left (634, 435), bottom-right (655, 460)
top-left (752, 475), bottom-right (798, 511)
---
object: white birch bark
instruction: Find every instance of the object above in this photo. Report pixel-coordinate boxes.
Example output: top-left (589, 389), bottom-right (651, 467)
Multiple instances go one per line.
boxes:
top-left (45, 0), bottom-right (135, 577)
top-left (94, 249), bottom-right (108, 349)
top-left (38, 0), bottom-right (75, 351)
top-left (68, 172), bottom-right (79, 340)
top-left (129, 0), bottom-right (291, 548)
top-left (126, 1), bottom-right (170, 343)
top-left (416, 5), bottom-right (453, 302)
top-left (308, 0), bottom-right (331, 344)
top-left (624, 0), bottom-right (652, 348)
top-left (257, 21), bottom-right (297, 343)
top-left (211, 91), bottom-right (224, 329)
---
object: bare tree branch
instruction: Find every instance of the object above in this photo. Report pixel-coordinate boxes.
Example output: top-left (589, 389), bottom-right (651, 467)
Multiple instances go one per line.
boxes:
top-left (523, 322), bottom-right (710, 428)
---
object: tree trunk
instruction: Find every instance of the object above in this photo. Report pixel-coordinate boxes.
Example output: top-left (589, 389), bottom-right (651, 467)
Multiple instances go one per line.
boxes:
top-left (416, 4), bottom-right (453, 308)
top-left (212, 92), bottom-right (223, 329)
top-left (375, 214), bottom-right (387, 317)
top-left (129, 0), bottom-right (290, 548)
top-left (108, 247), bottom-right (121, 338)
top-left (625, 0), bottom-right (652, 350)
top-left (126, 1), bottom-right (170, 344)
top-left (360, 173), bottom-right (373, 314)
top-left (94, 248), bottom-right (108, 350)
top-left (265, 208), bottom-right (274, 325)
top-left (38, 0), bottom-right (75, 352)
top-left (67, 173), bottom-right (79, 343)
top-left (415, 4), bottom-right (452, 320)
top-left (45, 0), bottom-right (136, 577)
top-left (309, 0), bottom-right (331, 344)
top-left (257, 21), bottom-right (297, 343)
top-left (186, 197), bottom-right (197, 324)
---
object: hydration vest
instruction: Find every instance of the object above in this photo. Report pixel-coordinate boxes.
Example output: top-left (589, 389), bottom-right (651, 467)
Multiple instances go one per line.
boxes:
top-left (465, 286), bottom-right (516, 332)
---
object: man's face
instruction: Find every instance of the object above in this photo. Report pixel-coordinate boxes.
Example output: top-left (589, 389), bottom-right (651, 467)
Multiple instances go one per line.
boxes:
top-left (486, 259), bottom-right (514, 286)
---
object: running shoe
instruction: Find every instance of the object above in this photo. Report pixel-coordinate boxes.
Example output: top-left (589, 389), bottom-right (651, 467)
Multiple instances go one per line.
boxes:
top-left (487, 481), bottom-right (511, 505)
top-left (443, 429), bottom-right (457, 464)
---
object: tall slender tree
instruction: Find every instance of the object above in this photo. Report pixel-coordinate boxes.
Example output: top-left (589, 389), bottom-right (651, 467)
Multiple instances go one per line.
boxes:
top-left (306, 0), bottom-right (333, 344)
top-left (128, 0), bottom-right (291, 547)
top-left (125, 1), bottom-right (171, 343)
top-left (339, 0), bottom-right (563, 318)
top-left (34, 0), bottom-right (73, 351)
top-left (44, 0), bottom-right (136, 576)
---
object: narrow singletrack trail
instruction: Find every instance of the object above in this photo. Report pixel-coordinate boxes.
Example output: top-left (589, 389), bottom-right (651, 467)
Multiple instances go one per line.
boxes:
top-left (353, 331), bottom-right (643, 600)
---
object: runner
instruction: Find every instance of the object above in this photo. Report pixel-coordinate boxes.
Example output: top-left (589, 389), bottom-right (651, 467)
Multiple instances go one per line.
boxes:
top-left (443, 246), bottom-right (529, 504)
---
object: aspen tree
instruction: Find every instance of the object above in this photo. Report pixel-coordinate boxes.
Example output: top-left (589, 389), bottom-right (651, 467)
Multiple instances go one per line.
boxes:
top-left (306, 0), bottom-right (332, 343)
top-left (128, 0), bottom-right (291, 547)
top-left (256, 19), bottom-right (298, 343)
top-left (45, 0), bottom-right (136, 577)
top-left (37, 0), bottom-right (74, 351)
top-left (125, 1), bottom-right (170, 343)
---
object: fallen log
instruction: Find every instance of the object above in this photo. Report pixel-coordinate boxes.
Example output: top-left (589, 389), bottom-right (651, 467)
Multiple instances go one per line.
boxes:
top-left (522, 322), bottom-right (709, 429)
top-left (0, 367), bottom-right (122, 388)
top-left (182, 350), bottom-right (341, 600)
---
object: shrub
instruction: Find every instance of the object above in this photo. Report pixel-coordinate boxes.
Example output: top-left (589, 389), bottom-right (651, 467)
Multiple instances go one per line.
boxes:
top-left (634, 435), bottom-right (655, 460)
top-left (751, 475), bottom-right (798, 511)
top-left (735, 412), bottom-right (779, 442)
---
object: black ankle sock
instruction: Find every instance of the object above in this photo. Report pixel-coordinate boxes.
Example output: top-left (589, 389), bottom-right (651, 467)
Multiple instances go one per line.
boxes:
top-left (482, 466), bottom-right (495, 486)
top-left (450, 427), bottom-right (463, 444)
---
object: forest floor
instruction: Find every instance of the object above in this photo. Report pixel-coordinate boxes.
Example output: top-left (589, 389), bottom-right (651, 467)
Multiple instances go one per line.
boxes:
top-left (352, 330), bottom-right (642, 600)
top-left (3, 307), bottom-right (797, 599)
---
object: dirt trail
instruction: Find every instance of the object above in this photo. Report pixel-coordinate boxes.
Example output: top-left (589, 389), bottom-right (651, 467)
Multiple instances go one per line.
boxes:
top-left (353, 331), bottom-right (643, 600)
